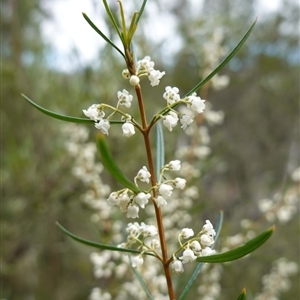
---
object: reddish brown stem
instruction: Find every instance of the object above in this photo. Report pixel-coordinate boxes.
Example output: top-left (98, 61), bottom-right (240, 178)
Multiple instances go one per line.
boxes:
top-left (134, 83), bottom-right (176, 299)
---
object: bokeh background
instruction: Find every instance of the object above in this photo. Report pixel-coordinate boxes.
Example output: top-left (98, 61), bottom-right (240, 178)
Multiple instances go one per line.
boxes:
top-left (1, 0), bottom-right (299, 299)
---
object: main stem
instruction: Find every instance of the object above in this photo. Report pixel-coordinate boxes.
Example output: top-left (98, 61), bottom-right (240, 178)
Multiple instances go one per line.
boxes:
top-left (135, 84), bottom-right (176, 300)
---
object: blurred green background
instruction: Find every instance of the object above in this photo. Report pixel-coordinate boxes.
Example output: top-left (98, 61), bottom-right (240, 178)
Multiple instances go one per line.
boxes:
top-left (1, 0), bottom-right (299, 299)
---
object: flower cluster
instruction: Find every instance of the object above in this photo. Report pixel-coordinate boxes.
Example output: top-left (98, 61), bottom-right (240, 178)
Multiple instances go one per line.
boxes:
top-left (161, 87), bottom-right (206, 132)
top-left (123, 56), bottom-right (166, 87)
top-left (171, 220), bottom-right (216, 274)
top-left (106, 160), bottom-right (187, 219)
top-left (155, 160), bottom-right (186, 208)
top-left (83, 89), bottom-right (136, 137)
top-left (119, 222), bottom-right (160, 268)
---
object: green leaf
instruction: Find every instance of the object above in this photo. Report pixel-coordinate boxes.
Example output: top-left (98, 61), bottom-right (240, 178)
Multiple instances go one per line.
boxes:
top-left (185, 19), bottom-right (257, 97)
top-left (178, 212), bottom-right (224, 300)
top-left (196, 226), bottom-right (275, 263)
top-left (82, 13), bottom-right (125, 59)
top-left (102, 0), bottom-right (124, 43)
top-left (129, 256), bottom-right (154, 300)
top-left (237, 288), bottom-right (247, 300)
top-left (155, 122), bottom-right (165, 180)
top-left (22, 94), bottom-right (123, 124)
top-left (135, 0), bottom-right (148, 26)
top-left (96, 134), bottom-right (141, 193)
top-left (22, 94), bottom-right (93, 124)
top-left (56, 222), bottom-right (140, 254)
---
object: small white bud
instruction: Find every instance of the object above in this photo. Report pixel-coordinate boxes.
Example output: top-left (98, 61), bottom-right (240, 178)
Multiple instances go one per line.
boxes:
top-left (129, 75), bottom-right (140, 86)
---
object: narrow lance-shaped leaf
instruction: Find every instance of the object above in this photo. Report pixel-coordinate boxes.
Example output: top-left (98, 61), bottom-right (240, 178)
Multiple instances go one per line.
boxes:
top-left (102, 0), bottom-right (124, 42)
top-left (185, 19), bottom-right (257, 97)
top-left (56, 222), bottom-right (140, 254)
top-left (82, 13), bottom-right (125, 59)
top-left (236, 288), bottom-right (247, 300)
top-left (56, 222), bottom-right (156, 257)
top-left (178, 211), bottom-right (224, 300)
top-left (196, 226), bottom-right (275, 263)
top-left (96, 134), bottom-right (141, 193)
top-left (155, 122), bottom-right (165, 180)
top-left (22, 94), bottom-right (93, 124)
top-left (135, 0), bottom-right (148, 26)
top-left (22, 94), bottom-right (123, 125)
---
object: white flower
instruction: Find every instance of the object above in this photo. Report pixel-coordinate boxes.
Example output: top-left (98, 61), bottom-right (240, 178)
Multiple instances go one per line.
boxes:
top-left (172, 260), bottom-right (184, 274)
top-left (129, 75), bottom-right (140, 86)
top-left (163, 112), bottom-right (179, 132)
top-left (159, 183), bottom-right (173, 198)
top-left (141, 224), bottom-right (158, 237)
top-left (137, 56), bottom-right (154, 73)
top-left (132, 255), bottom-right (144, 268)
top-left (155, 196), bottom-right (167, 207)
top-left (190, 241), bottom-right (201, 255)
top-left (95, 119), bottom-right (110, 135)
top-left (181, 228), bottom-right (194, 239)
top-left (118, 192), bottom-right (131, 212)
top-left (174, 177), bottom-right (186, 189)
top-left (163, 86), bottom-right (180, 105)
top-left (134, 192), bottom-right (151, 209)
top-left (126, 204), bottom-right (139, 218)
top-left (83, 104), bottom-right (103, 121)
top-left (122, 122), bottom-right (135, 137)
top-left (122, 69), bottom-right (130, 79)
top-left (168, 160), bottom-right (181, 171)
top-left (106, 192), bottom-right (120, 206)
top-left (180, 248), bottom-right (197, 263)
top-left (180, 114), bottom-right (194, 129)
top-left (202, 247), bottom-right (216, 256)
top-left (137, 166), bottom-right (151, 183)
top-left (200, 234), bottom-right (214, 246)
top-left (117, 89), bottom-right (133, 108)
top-left (148, 70), bottom-right (165, 86)
top-left (187, 93), bottom-right (205, 113)
top-left (203, 220), bottom-right (216, 237)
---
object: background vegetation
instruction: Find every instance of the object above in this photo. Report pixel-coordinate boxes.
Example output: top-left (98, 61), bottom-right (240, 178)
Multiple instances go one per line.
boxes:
top-left (1, 0), bottom-right (299, 299)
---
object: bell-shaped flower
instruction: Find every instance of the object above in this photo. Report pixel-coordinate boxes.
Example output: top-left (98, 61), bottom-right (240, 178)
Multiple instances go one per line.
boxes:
top-left (172, 260), bottom-right (184, 274)
top-left (203, 220), bottom-right (216, 237)
top-left (126, 204), bottom-right (139, 218)
top-left (106, 192), bottom-right (120, 206)
top-left (181, 228), bottom-right (194, 239)
top-left (95, 119), bottom-right (110, 135)
top-left (83, 104), bottom-right (104, 121)
top-left (180, 248), bottom-right (197, 263)
top-left (200, 234), bottom-right (214, 246)
top-left (163, 112), bottom-right (179, 132)
top-left (137, 166), bottom-right (151, 183)
top-left (174, 177), bottom-right (186, 189)
top-left (134, 192), bottom-right (151, 209)
top-left (180, 114), bottom-right (194, 129)
top-left (148, 70), bottom-right (165, 86)
top-left (122, 122), bottom-right (135, 137)
top-left (159, 183), bottom-right (173, 198)
top-left (169, 160), bottom-right (181, 171)
top-left (187, 93), bottom-right (205, 113)
top-left (155, 196), bottom-right (167, 207)
top-left (190, 241), bottom-right (202, 256)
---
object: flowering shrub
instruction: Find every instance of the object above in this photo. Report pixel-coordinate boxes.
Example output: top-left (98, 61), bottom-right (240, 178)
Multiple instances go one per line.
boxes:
top-left (22, 1), bottom-right (280, 299)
